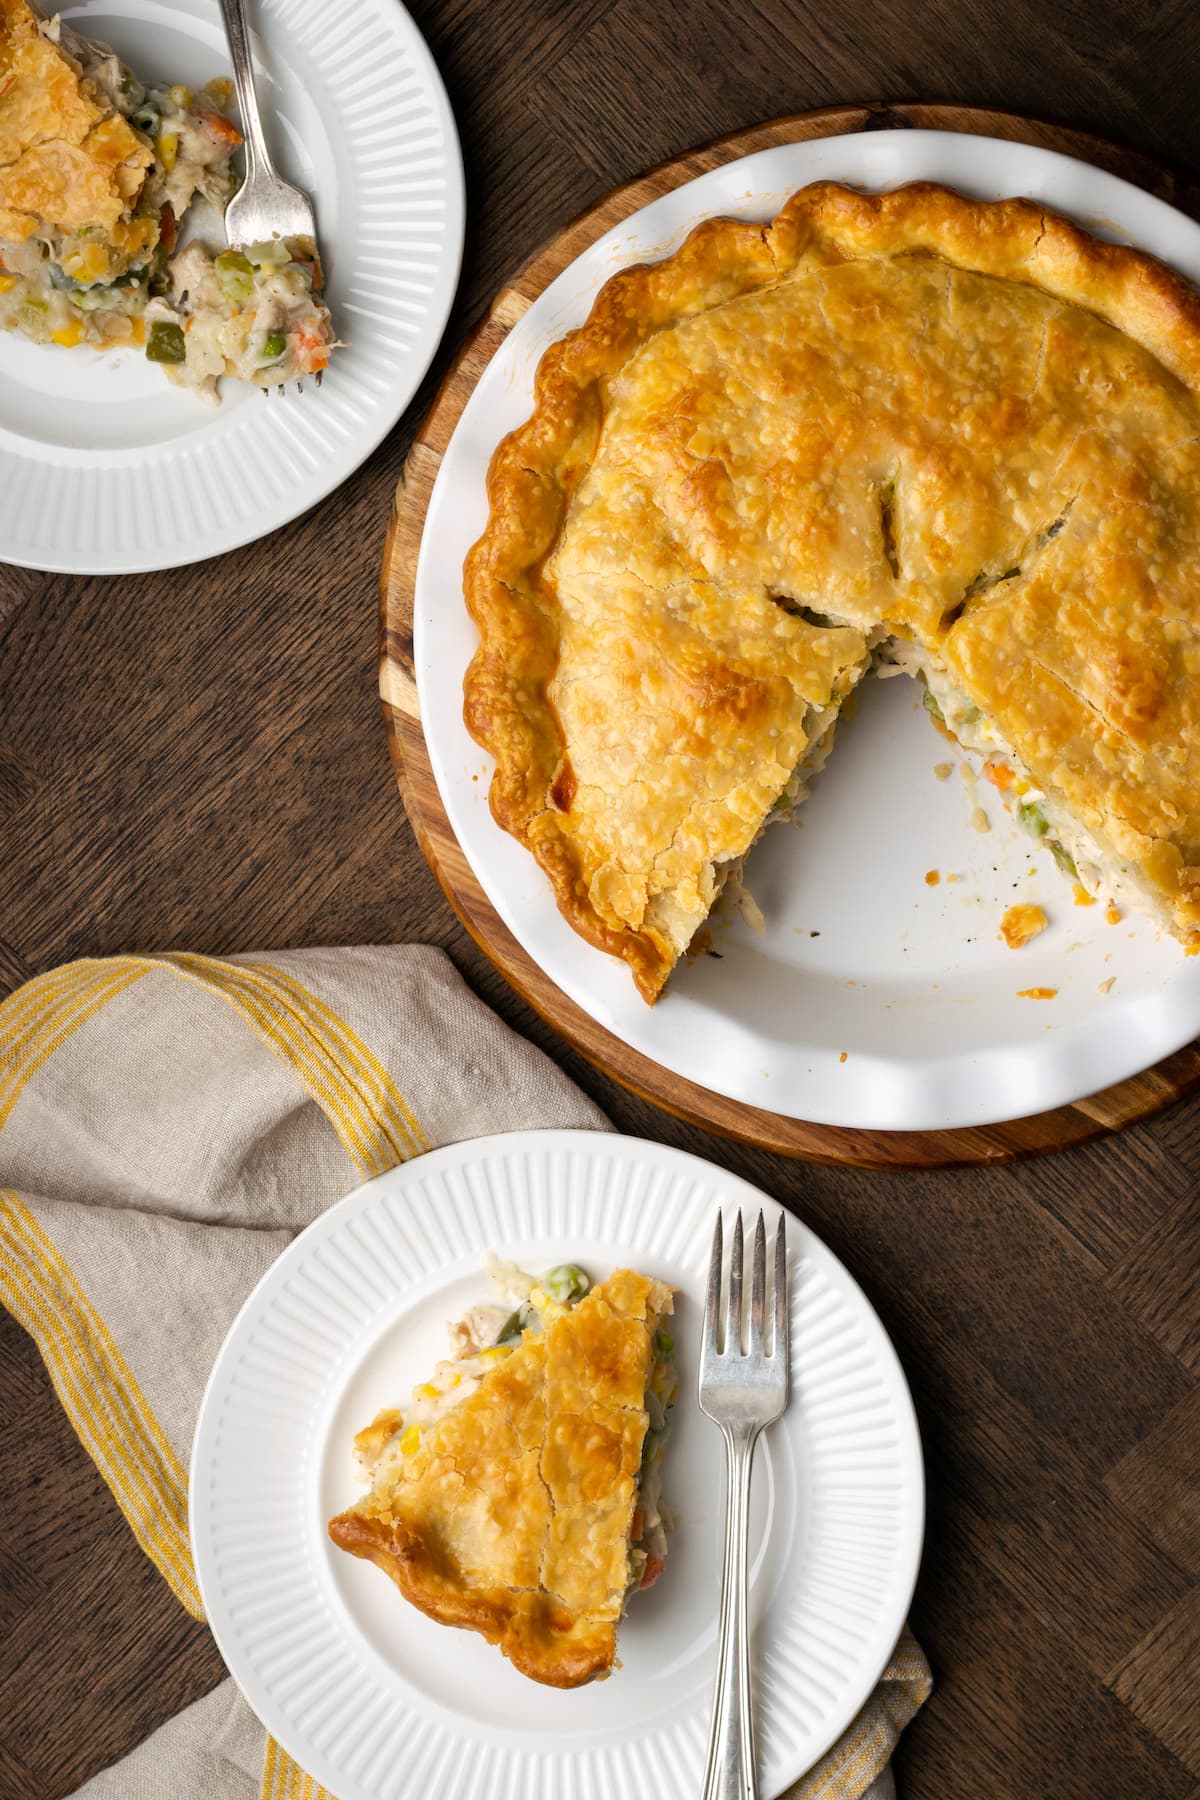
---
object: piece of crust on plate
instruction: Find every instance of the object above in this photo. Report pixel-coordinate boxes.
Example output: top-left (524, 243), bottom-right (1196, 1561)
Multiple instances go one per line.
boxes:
top-left (328, 1265), bottom-right (677, 1688)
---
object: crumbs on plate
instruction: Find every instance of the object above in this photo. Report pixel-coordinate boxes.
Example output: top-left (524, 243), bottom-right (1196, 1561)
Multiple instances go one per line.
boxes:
top-left (1000, 903), bottom-right (1048, 949)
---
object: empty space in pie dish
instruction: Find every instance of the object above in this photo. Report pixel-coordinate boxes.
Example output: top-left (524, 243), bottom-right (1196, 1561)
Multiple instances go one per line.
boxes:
top-left (415, 130), bottom-right (1200, 1131)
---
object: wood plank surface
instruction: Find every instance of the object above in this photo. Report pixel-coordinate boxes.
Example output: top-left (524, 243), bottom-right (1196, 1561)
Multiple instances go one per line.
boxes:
top-left (1, 0), bottom-right (1199, 1794)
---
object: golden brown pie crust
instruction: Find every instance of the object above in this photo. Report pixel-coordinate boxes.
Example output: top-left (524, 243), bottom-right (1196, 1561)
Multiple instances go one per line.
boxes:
top-left (463, 182), bottom-right (1200, 1002)
top-left (328, 1268), bottom-right (674, 1688)
top-left (0, 0), bottom-right (154, 259)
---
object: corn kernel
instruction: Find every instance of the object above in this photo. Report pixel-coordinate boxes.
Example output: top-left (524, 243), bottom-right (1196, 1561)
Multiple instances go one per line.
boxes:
top-left (447, 1373), bottom-right (462, 1387)
top-left (0, 274), bottom-right (16, 294)
top-left (129, 317), bottom-right (146, 345)
top-left (167, 83), bottom-right (193, 109)
top-left (1014, 778), bottom-right (1030, 795)
top-left (399, 1425), bottom-right (422, 1457)
top-left (63, 242), bottom-right (109, 283)
top-left (51, 319), bottom-right (84, 348)
top-left (158, 130), bottom-right (178, 172)
top-left (479, 1345), bottom-right (513, 1364)
top-left (528, 1286), bottom-right (549, 1311)
top-left (414, 1382), bottom-right (438, 1402)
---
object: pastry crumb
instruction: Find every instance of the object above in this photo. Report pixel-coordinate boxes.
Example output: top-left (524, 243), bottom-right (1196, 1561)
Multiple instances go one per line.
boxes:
top-left (1017, 986), bottom-right (1058, 1000)
top-left (925, 869), bottom-right (940, 886)
top-left (1105, 903), bottom-right (1121, 925)
top-left (1000, 903), bottom-right (1048, 949)
top-left (933, 762), bottom-right (953, 781)
top-left (1072, 883), bottom-right (1094, 907)
top-left (1097, 977), bottom-right (1116, 995)
top-left (838, 1051), bottom-right (848, 1064)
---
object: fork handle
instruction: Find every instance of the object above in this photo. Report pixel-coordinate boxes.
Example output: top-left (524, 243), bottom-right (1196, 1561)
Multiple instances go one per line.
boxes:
top-left (702, 1425), bottom-right (760, 1800)
top-left (217, 0), bottom-right (277, 183)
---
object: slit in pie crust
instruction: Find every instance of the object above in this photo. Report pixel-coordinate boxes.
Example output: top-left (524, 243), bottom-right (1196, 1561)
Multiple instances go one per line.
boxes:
top-left (463, 182), bottom-right (1200, 1002)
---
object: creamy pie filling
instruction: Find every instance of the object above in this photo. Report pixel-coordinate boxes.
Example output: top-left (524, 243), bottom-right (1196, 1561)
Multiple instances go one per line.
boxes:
top-left (0, 9), bottom-right (334, 397)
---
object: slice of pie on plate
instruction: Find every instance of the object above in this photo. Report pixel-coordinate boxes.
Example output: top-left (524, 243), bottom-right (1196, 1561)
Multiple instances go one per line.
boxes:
top-left (0, 0), bottom-right (335, 398)
top-left (328, 1260), bottom-right (677, 1687)
top-left (463, 181), bottom-right (1200, 1001)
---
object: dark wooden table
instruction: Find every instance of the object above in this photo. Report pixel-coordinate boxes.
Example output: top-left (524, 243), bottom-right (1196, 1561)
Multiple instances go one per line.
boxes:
top-left (2, 3), bottom-right (1200, 1796)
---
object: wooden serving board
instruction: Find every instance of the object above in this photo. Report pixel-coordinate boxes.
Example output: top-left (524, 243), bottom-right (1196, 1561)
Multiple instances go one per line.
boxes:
top-left (380, 103), bottom-right (1200, 1168)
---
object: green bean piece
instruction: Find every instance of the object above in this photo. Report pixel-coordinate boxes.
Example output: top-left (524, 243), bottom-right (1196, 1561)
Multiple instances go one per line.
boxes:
top-left (544, 1263), bottom-right (589, 1304)
top-left (146, 319), bottom-right (186, 363)
top-left (1049, 839), bottom-right (1077, 878)
top-left (215, 250), bottom-right (254, 305)
top-left (921, 687), bottom-right (944, 724)
top-left (496, 1307), bottom-right (527, 1346)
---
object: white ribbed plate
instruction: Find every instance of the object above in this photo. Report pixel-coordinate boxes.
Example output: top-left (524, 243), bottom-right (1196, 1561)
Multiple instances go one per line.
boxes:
top-left (0, 0), bottom-right (463, 572)
top-left (415, 131), bottom-right (1200, 1132)
top-left (191, 1131), bottom-right (924, 1800)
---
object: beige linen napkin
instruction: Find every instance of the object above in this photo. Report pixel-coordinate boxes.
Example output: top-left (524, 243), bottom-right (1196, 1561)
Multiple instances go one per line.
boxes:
top-left (0, 946), bottom-right (930, 1800)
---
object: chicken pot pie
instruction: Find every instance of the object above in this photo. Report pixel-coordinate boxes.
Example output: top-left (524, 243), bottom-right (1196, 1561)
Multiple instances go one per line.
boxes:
top-left (463, 181), bottom-right (1200, 1002)
top-left (0, 0), bottom-right (334, 398)
top-left (328, 1259), bottom-right (677, 1687)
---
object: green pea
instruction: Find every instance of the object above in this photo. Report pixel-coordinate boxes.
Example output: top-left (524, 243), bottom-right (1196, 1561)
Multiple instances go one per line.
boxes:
top-left (146, 319), bottom-right (186, 363)
top-left (655, 1330), bottom-right (675, 1355)
top-left (261, 328), bottom-right (287, 360)
top-left (544, 1264), bottom-right (589, 1304)
top-left (1018, 800), bottom-right (1049, 837)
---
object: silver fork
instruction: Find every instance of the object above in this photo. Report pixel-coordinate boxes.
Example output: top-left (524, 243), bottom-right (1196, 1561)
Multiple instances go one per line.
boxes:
top-left (217, 0), bottom-right (322, 393)
top-left (699, 1210), bottom-right (790, 1800)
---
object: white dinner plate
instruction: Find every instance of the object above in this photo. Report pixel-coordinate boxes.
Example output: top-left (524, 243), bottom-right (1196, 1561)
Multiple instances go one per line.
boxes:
top-left (191, 1130), bottom-right (923, 1800)
top-left (413, 130), bottom-right (1200, 1132)
top-left (0, 0), bottom-right (463, 572)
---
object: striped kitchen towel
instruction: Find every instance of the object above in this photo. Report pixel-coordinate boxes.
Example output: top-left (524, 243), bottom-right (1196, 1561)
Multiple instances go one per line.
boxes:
top-left (0, 945), bottom-right (930, 1800)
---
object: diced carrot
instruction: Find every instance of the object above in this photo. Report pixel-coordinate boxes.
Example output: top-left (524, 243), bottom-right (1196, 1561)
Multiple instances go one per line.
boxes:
top-left (295, 325), bottom-right (330, 372)
top-left (638, 1555), bottom-right (666, 1591)
top-left (197, 108), bottom-right (243, 147)
top-left (983, 758), bottom-right (1016, 791)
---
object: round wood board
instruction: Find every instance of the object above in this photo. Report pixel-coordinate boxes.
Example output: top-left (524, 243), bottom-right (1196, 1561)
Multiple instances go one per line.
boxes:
top-left (379, 102), bottom-right (1200, 1169)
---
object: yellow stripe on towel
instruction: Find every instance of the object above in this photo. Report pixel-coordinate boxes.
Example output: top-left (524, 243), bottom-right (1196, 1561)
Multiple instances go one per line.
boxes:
top-left (0, 1191), bottom-right (203, 1617)
top-left (262, 1737), bottom-right (338, 1800)
top-left (0, 956), bottom-right (151, 1130)
top-left (158, 954), bottom-right (430, 1172)
top-left (788, 1626), bottom-right (932, 1797)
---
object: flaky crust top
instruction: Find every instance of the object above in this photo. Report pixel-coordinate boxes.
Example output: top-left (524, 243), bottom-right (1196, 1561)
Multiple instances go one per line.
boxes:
top-left (463, 182), bottom-right (1200, 998)
top-left (328, 1268), bottom-right (674, 1688)
top-left (0, 0), bottom-right (153, 252)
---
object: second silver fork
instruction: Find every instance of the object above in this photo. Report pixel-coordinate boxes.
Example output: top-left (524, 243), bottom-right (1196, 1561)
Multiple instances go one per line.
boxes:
top-left (698, 1210), bottom-right (790, 1800)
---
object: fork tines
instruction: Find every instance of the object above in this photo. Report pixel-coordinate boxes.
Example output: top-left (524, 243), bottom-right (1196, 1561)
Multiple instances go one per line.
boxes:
top-left (704, 1207), bottom-right (788, 1361)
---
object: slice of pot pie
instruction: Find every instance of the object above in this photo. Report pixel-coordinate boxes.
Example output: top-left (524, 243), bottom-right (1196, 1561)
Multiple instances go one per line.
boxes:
top-left (464, 181), bottom-right (1200, 1001)
top-left (328, 1259), bottom-right (677, 1688)
top-left (0, 0), bottom-right (334, 397)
